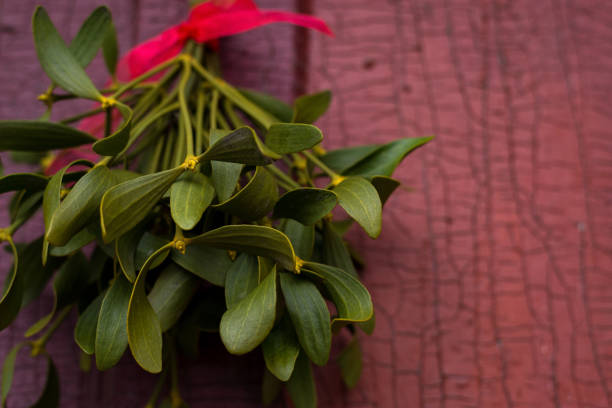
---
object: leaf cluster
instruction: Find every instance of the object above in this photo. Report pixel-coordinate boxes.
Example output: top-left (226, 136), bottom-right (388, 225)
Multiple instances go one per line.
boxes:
top-left (0, 6), bottom-right (431, 408)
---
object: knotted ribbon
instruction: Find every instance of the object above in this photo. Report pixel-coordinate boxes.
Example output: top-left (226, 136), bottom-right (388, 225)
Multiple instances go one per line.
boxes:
top-left (116, 0), bottom-right (332, 80)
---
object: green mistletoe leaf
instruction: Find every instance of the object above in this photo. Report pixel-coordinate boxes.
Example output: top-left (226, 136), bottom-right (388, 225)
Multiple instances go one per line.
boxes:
top-left (338, 337), bottom-right (362, 388)
top-left (102, 21), bottom-right (119, 76)
top-left (220, 266), bottom-right (277, 354)
top-left (1, 342), bottom-right (26, 407)
top-left (171, 245), bottom-right (231, 287)
top-left (286, 351), bottom-right (317, 408)
top-left (32, 7), bottom-right (102, 100)
top-left (224, 253), bottom-right (259, 309)
top-left (371, 175), bottom-right (401, 205)
top-left (95, 274), bottom-right (131, 370)
top-left (322, 221), bottom-right (357, 277)
top-left (262, 367), bottom-right (283, 406)
top-left (188, 225), bottom-right (297, 272)
top-left (280, 273), bottom-right (330, 366)
top-left (265, 123), bottom-right (323, 154)
top-left (148, 263), bottom-right (198, 332)
top-left (262, 315), bottom-right (300, 381)
top-left (320, 144), bottom-right (380, 174)
top-left (292, 90), bottom-right (331, 124)
top-left (127, 244), bottom-right (172, 373)
top-left (0, 240), bottom-right (21, 331)
top-left (30, 355), bottom-right (60, 408)
top-left (74, 292), bottom-right (105, 355)
top-left (282, 219), bottom-right (314, 261)
top-left (344, 137), bottom-right (433, 177)
top-left (0, 121), bottom-right (96, 152)
top-left (100, 167), bottom-right (184, 243)
top-left (273, 188), bottom-right (337, 225)
top-left (42, 160), bottom-right (93, 264)
top-left (333, 177), bottom-right (382, 239)
top-left (209, 129), bottom-right (243, 202)
top-left (115, 225), bottom-right (145, 283)
top-left (170, 171), bottom-right (214, 230)
top-left (0, 173), bottom-right (48, 194)
top-left (92, 102), bottom-right (133, 156)
top-left (69, 6), bottom-right (112, 68)
top-left (212, 166), bottom-right (278, 222)
top-left (199, 127), bottom-right (280, 165)
top-left (302, 262), bottom-right (373, 328)
top-left (47, 166), bottom-right (116, 246)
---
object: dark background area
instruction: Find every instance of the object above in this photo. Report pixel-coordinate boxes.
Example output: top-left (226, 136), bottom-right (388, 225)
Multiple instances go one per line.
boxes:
top-left (1, 0), bottom-right (612, 407)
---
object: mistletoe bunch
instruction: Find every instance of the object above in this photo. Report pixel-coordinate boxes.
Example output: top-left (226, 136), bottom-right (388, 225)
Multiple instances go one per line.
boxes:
top-left (0, 4), bottom-right (431, 407)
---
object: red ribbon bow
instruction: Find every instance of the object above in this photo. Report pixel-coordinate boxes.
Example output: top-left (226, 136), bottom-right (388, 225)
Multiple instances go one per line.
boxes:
top-left (116, 0), bottom-right (332, 80)
top-left (45, 0), bottom-right (332, 174)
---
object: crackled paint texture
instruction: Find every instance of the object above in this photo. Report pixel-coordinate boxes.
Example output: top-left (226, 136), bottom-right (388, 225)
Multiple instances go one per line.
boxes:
top-left (1, 0), bottom-right (612, 407)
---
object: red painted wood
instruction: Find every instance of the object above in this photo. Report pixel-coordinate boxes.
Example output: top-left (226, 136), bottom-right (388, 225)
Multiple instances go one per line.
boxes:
top-left (2, 0), bottom-right (612, 407)
top-left (308, 1), bottom-right (612, 407)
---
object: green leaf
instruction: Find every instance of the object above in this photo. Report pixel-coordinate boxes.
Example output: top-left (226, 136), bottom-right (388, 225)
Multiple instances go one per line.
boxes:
top-left (371, 176), bottom-right (401, 205)
top-left (9, 191), bottom-right (43, 234)
top-left (32, 7), bottom-right (102, 100)
top-left (92, 102), bottom-right (133, 156)
top-left (224, 254), bottom-right (259, 309)
top-left (219, 267), bottom-right (277, 354)
top-left (262, 367), bottom-right (282, 406)
top-left (262, 315), bottom-right (300, 381)
top-left (171, 245), bottom-right (230, 287)
top-left (199, 127), bottom-right (281, 165)
top-left (69, 6), bottom-right (111, 68)
top-left (170, 171), bottom-right (214, 230)
top-left (127, 244), bottom-right (172, 373)
top-left (95, 274), bottom-right (131, 370)
top-left (30, 356), bottom-right (60, 408)
top-left (0, 121), bottom-right (96, 152)
top-left (102, 21), bottom-right (119, 76)
top-left (188, 225), bottom-right (297, 271)
top-left (273, 188), bottom-right (336, 225)
top-left (25, 251), bottom-right (89, 337)
top-left (292, 90), bottom-right (331, 124)
top-left (17, 238), bottom-right (63, 307)
top-left (265, 123), bottom-right (323, 154)
top-left (344, 137), bottom-right (433, 177)
top-left (115, 225), bottom-right (143, 283)
top-left (280, 273), bottom-right (330, 366)
top-left (334, 177), bottom-right (382, 239)
top-left (0, 173), bottom-right (47, 194)
top-left (134, 233), bottom-right (170, 271)
top-left (100, 167), bottom-right (184, 243)
top-left (239, 88), bottom-right (293, 123)
top-left (302, 262), bottom-right (373, 328)
top-left (47, 166), bottom-right (116, 246)
top-left (49, 227), bottom-right (95, 257)
top-left (1, 342), bottom-right (25, 407)
top-left (282, 219), bottom-right (314, 261)
top-left (258, 256), bottom-right (275, 282)
top-left (209, 129), bottom-right (243, 202)
top-left (212, 166), bottom-right (278, 221)
top-left (358, 311), bottom-right (376, 335)
top-left (42, 160), bottom-right (93, 264)
top-left (0, 240), bottom-right (22, 331)
top-left (322, 221), bottom-right (357, 277)
top-left (74, 292), bottom-right (104, 355)
top-left (320, 144), bottom-right (380, 174)
top-left (338, 337), bottom-right (362, 388)
top-left (286, 351), bottom-right (317, 408)
top-left (148, 263), bottom-right (198, 331)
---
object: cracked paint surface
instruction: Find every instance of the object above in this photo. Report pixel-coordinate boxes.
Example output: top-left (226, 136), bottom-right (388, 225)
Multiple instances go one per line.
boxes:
top-left (1, 0), bottom-right (611, 407)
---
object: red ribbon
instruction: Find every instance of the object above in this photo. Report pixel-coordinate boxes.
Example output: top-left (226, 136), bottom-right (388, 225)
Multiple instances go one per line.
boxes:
top-left (45, 0), bottom-right (332, 174)
top-left (116, 0), bottom-right (332, 80)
